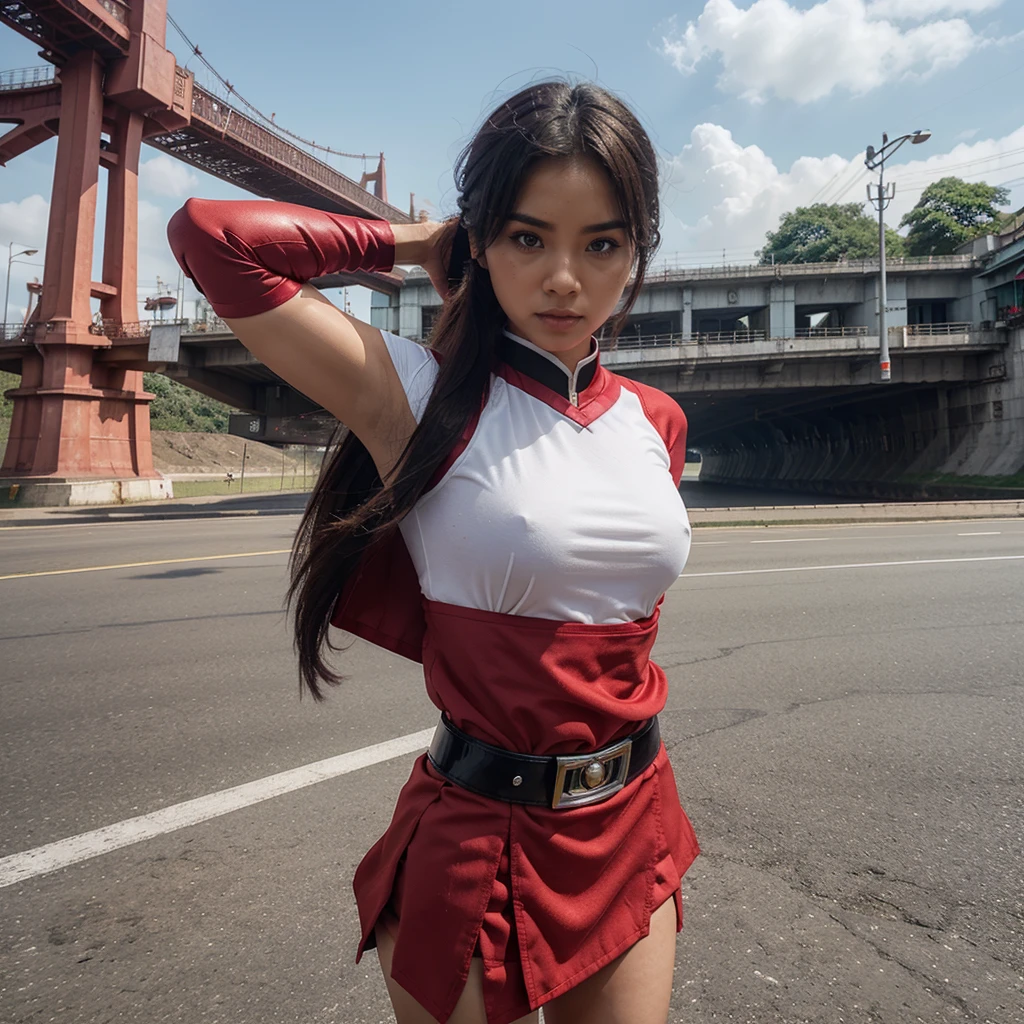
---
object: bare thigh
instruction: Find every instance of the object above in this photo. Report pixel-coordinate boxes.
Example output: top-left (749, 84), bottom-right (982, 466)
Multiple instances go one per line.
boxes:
top-left (543, 895), bottom-right (678, 1024)
top-left (374, 923), bottom-right (540, 1024)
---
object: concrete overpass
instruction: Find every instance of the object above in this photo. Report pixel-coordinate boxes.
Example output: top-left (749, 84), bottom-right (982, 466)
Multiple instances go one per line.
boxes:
top-left (107, 308), bottom-right (1019, 498)
top-left (42, 240), bottom-right (1022, 499)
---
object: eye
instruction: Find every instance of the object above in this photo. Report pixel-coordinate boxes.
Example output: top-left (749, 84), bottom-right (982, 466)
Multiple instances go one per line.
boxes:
top-left (587, 238), bottom-right (621, 256)
top-left (510, 231), bottom-right (543, 250)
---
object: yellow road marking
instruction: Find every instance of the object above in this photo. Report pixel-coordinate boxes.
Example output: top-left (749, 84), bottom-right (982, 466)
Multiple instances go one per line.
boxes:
top-left (0, 549), bottom-right (292, 581)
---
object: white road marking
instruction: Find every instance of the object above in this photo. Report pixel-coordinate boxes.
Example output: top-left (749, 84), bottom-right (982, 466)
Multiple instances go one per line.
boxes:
top-left (958, 531), bottom-right (1002, 536)
top-left (692, 518), bottom-right (1023, 533)
top-left (0, 727), bottom-right (435, 888)
top-left (0, 512), bottom-right (306, 531)
top-left (749, 537), bottom-right (828, 544)
top-left (0, 549), bottom-right (291, 581)
top-left (680, 554), bottom-right (1024, 579)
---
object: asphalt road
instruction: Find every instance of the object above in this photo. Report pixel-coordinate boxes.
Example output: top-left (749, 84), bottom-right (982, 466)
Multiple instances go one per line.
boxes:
top-left (1, 513), bottom-right (1022, 1023)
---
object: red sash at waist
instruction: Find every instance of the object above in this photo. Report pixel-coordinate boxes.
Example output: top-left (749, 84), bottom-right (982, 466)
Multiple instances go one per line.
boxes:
top-left (421, 597), bottom-right (667, 754)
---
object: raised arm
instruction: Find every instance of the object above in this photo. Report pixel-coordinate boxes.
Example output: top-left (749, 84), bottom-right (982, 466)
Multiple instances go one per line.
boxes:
top-left (166, 199), bottom-right (443, 478)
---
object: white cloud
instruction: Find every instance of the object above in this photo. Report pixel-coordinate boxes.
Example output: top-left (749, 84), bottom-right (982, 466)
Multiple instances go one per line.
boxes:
top-left (0, 189), bottom-right (193, 322)
top-left (140, 154), bottom-right (199, 198)
top-left (0, 194), bottom-right (49, 252)
top-left (0, 194), bottom-right (49, 322)
top-left (865, 0), bottom-right (1003, 17)
top-left (661, 0), bottom-right (985, 103)
top-left (660, 122), bottom-right (1024, 259)
top-left (137, 198), bottom-right (184, 301)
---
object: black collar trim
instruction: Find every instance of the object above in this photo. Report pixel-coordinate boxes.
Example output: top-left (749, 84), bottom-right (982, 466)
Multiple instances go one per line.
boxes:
top-left (499, 329), bottom-right (599, 400)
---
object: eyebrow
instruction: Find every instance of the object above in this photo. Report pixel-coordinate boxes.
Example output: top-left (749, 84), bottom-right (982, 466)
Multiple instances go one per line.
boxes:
top-left (508, 212), bottom-right (627, 233)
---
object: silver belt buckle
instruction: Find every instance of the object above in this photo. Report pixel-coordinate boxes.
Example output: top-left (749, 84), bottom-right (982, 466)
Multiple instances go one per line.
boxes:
top-left (551, 737), bottom-right (632, 809)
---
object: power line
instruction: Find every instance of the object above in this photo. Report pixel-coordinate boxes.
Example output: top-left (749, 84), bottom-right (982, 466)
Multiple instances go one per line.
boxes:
top-left (816, 162), bottom-right (867, 206)
top-left (824, 166), bottom-right (870, 205)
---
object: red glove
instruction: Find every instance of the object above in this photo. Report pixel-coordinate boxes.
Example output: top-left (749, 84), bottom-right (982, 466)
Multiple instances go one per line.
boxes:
top-left (166, 198), bottom-right (396, 319)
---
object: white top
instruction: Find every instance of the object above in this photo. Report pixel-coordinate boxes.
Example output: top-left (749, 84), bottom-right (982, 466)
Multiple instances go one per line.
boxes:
top-left (381, 329), bottom-right (691, 624)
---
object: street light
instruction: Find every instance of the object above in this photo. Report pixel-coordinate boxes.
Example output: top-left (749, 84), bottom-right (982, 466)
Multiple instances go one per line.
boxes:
top-left (4, 242), bottom-right (40, 340)
top-left (864, 129), bottom-right (931, 382)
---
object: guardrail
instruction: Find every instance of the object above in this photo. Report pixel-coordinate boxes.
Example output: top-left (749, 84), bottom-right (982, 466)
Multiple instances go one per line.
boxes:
top-left (0, 66), bottom-right (57, 91)
top-left (604, 330), bottom-right (769, 349)
top-left (598, 323), bottom-right (998, 352)
top-left (1, 322), bottom-right (30, 342)
top-left (644, 253), bottom-right (976, 282)
top-left (97, 0), bottom-right (130, 24)
top-left (905, 322), bottom-right (973, 335)
top-left (90, 319), bottom-right (190, 339)
top-left (4, 319), bottom-right (1002, 358)
top-left (794, 325), bottom-right (869, 338)
top-left (187, 86), bottom-right (403, 224)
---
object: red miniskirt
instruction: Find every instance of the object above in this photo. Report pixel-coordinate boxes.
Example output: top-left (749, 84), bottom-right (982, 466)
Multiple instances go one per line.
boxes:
top-left (351, 600), bottom-right (701, 1024)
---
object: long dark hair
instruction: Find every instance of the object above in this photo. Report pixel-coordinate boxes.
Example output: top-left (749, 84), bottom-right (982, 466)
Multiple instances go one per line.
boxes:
top-left (287, 79), bottom-right (662, 699)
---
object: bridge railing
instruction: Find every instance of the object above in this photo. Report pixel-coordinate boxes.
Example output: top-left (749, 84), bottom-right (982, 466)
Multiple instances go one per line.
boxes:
top-left (644, 253), bottom-right (976, 281)
top-left (97, 0), bottom-right (129, 25)
top-left (603, 330), bottom-right (770, 348)
top-left (598, 323), bottom-right (996, 352)
top-left (188, 86), bottom-right (400, 222)
top-left (90, 319), bottom-right (190, 339)
top-left (1, 322), bottom-right (31, 342)
top-left (794, 325), bottom-right (869, 338)
top-left (0, 66), bottom-right (58, 91)
top-left (905, 322), bottom-right (973, 336)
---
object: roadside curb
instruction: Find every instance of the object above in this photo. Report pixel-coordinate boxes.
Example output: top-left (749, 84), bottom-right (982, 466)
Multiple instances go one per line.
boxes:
top-left (0, 490), bottom-right (311, 527)
top-left (688, 498), bottom-right (1024, 526)
top-left (3, 493), bottom-right (1023, 529)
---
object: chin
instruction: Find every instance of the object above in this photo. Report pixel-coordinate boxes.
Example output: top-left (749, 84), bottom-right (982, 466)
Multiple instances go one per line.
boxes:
top-left (513, 321), bottom-right (593, 353)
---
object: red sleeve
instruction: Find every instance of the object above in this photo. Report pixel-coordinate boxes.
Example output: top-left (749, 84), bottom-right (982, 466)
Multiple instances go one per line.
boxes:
top-left (615, 377), bottom-right (688, 487)
top-left (165, 198), bottom-right (395, 320)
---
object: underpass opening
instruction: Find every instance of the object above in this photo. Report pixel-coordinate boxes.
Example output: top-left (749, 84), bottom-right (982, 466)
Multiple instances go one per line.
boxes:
top-left (688, 378), bottom-right (1023, 500)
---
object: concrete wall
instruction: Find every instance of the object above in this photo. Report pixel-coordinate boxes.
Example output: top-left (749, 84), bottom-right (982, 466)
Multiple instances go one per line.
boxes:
top-left (933, 325), bottom-right (1024, 477)
top-left (698, 327), bottom-right (1024, 495)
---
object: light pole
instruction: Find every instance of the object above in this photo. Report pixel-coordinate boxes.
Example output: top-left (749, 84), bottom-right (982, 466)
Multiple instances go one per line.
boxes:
top-left (864, 129), bottom-right (931, 382)
top-left (4, 242), bottom-right (40, 339)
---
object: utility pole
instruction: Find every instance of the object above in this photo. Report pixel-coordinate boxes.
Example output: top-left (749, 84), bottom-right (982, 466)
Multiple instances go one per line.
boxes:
top-left (866, 160), bottom-right (896, 381)
top-left (864, 128), bottom-right (931, 382)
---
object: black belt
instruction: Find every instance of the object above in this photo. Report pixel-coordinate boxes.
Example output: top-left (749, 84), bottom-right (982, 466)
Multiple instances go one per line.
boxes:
top-left (427, 714), bottom-right (661, 809)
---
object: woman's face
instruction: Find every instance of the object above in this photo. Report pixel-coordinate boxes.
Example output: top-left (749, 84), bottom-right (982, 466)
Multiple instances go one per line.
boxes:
top-left (477, 156), bottom-right (634, 369)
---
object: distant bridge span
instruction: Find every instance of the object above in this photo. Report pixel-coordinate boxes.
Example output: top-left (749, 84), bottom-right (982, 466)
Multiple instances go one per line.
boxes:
top-left (0, 0), bottom-right (412, 501)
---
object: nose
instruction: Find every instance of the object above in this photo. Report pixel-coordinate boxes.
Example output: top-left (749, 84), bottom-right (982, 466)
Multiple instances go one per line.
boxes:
top-left (543, 253), bottom-right (580, 296)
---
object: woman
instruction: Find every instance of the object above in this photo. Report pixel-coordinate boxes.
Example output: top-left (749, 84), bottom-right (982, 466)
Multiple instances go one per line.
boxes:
top-left (167, 78), bottom-right (699, 1024)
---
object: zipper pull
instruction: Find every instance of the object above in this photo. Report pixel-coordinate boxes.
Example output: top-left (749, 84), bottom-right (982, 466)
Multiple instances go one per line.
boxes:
top-left (569, 389), bottom-right (579, 407)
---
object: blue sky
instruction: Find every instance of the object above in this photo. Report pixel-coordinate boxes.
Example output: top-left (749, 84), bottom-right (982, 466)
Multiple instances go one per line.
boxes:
top-left (2, 0), bottom-right (1022, 322)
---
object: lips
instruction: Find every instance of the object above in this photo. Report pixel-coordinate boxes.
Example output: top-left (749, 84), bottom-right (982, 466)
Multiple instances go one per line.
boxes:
top-left (536, 312), bottom-right (584, 331)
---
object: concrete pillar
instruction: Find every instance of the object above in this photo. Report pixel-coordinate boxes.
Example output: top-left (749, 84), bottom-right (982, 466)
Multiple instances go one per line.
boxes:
top-left (885, 277), bottom-right (908, 329)
top-left (399, 280), bottom-right (440, 339)
top-left (681, 287), bottom-right (693, 339)
top-left (38, 49), bottom-right (103, 338)
top-left (769, 281), bottom-right (795, 338)
top-left (0, 47), bottom-right (160, 493)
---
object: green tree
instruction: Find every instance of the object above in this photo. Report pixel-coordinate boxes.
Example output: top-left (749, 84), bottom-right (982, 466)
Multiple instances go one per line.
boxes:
top-left (899, 177), bottom-right (1010, 256)
top-left (143, 372), bottom-right (237, 432)
top-left (759, 202), bottom-right (905, 264)
top-left (0, 369), bottom-right (19, 442)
